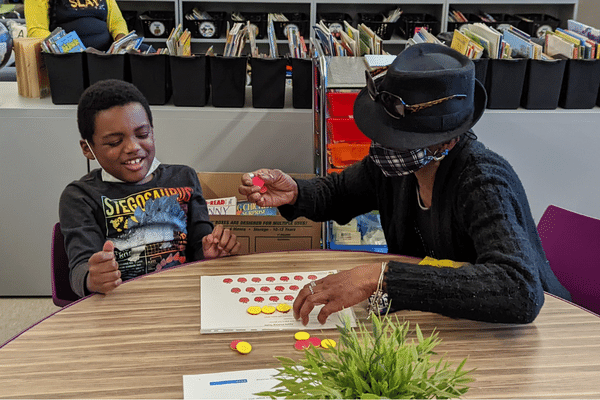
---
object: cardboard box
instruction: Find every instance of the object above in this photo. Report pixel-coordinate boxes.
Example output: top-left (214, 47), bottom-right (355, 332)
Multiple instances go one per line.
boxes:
top-left (197, 172), bottom-right (322, 254)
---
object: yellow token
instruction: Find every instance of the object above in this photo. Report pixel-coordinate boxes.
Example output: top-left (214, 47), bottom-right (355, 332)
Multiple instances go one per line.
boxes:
top-left (294, 331), bottom-right (310, 341)
top-left (321, 339), bottom-right (337, 349)
top-left (247, 306), bottom-right (262, 315)
top-left (261, 305), bottom-right (276, 314)
top-left (236, 341), bottom-right (252, 354)
top-left (276, 303), bottom-right (292, 313)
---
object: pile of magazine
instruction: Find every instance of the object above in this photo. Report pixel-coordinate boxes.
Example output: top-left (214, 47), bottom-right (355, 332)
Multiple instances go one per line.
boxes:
top-left (41, 28), bottom-right (85, 54)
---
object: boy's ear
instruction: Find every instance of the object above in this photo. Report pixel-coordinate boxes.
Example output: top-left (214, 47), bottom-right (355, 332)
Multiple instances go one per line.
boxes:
top-left (80, 140), bottom-right (95, 160)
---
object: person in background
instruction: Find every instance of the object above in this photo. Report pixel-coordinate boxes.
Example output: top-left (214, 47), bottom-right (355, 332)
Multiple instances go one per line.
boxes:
top-left (25, 0), bottom-right (128, 51)
top-left (60, 79), bottom-right (240, 298)
top-left (239, 43), bottom-right (571, 325)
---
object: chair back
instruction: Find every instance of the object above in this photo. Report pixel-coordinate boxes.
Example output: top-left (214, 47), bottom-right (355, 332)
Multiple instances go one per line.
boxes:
top-left (537, 205), bottom-right (600, 315)
top-left (52, 223), bottom-right (79, 307)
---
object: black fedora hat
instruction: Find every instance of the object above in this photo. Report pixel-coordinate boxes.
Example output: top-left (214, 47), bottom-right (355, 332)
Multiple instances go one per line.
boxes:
top-left (353, 43), bottom-right (487, 150)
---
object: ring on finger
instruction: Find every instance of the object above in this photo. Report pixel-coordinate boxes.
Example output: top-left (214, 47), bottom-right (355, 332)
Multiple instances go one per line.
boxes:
top-left (308, 284), bottom-right (315, 295)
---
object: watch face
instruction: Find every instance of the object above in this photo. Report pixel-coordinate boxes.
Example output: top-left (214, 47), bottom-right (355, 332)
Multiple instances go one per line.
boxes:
top-left (150, 21), bottom-right (166, 37)
top-left (199, 21), bottom-right (216, 38)
top-left (536, 24), bottom-right (553, 38)
top-left (283, 23), bottom-right (300, 38)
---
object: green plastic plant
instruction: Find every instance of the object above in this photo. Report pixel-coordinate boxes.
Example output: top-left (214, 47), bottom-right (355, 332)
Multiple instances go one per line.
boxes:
top-left (256, 314), bottom-right (473, 399)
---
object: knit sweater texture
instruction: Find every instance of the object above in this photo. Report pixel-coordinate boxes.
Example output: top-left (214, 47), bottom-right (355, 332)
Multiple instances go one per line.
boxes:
top-left (279, 138), bottom-right (571, 323)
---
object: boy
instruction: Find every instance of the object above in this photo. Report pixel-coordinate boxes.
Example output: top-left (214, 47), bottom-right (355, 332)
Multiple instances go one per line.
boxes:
top-left (60, 79), bottom-right (240, 298)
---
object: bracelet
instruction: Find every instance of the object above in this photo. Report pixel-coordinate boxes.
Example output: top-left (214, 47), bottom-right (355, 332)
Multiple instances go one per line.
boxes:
top-left (367, 261), bottom-right (388, 319)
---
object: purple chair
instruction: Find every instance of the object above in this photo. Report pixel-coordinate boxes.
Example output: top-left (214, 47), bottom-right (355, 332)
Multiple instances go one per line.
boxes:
top-left (537, 205), bottom-right (600, 315)
top-left (51, 223), bottom-right (80, 307)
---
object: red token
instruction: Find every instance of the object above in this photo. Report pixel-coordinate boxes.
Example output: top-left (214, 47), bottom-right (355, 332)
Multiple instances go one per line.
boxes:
top-left (269, 296), bottom-right (279, 302)
top-left (266, 277), bottom-right (276, 282)
top-left (223, 278), bottom-right (233, 284)
top-left (260, 286), bottom-right (270, 292)
top-left (280, 276), bottom-right (289, 282)
top-left (252, 175), bottom-right (265, 188)
top-left (252, 277), bottom-right (261, 283)
top-left (289, 285), bottom-right (299, 291)
top-left (308, 337), bottom-right (322, 347)
top-left (231, 287), bottom-right (241, 293)
top-left (294, 275), bottom-right (304, 281)
top-left (284, 295), bottom-right (294, 301)
top-left (308, 275), bottom-right (317, 280)
top-left (239, 297), bottom-right (250, 303)
top-left (246, 287), bottom-right (256, 293)
top-left (238, 277), bottom-right (247, 283)
top-left (275, 286), bottom-right (285, 291)
top-left (254, 296), bottom-right (265, 302)
top-left (294, 340), bottom-right (312, 351)
top-left (230, 340), bottom-right (242, 350)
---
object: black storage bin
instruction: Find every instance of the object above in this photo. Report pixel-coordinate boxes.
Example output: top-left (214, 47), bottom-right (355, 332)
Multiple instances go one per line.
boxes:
top-left (397, 13), bottom-right (441, 40)
top-left (485, 58), bottom-right (528, 109)
top-left (139, 11), bottom-right (175, 39)
top-left (447, 13), bottom-right (480, 32)
top-left (318, 13), bottom-right (352, 38)
top-left (486, 13), bottom-right (520, 31)
top-left (233, 13), bottom-right (267, 39)
top-left (358, 13), bottom-right (398, 40)
top-left (291, 57), bottom-right (312, 109)
top-left (250, 57), bottom-right (287, 108)
top-left (210, 55), bottom-right (248, 107)
top-left (521, 59), bottom-right (566, 109)
top-left (559, 59), bottom-right (600, 109)
top-left (515, 14), bottom-right (561, 38)
top-left (273, 13), bottom-right (309, 40)
top-left (169, 54), bottom-right (210, 107)
top-left (128, 53), bottom-right (171, 105)
top-left (473, 57), bottom-right (489, 88)
top-left (43, 52), bottom-right (87, 105)
top-left (121, 10), bottom-right (138, 32)
top-left (184, 11), bottom-right (226, 39)
top-left (86, 52), bottom-right (127, 85)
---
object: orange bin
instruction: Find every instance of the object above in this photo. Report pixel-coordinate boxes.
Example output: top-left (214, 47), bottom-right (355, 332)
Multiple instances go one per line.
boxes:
top-left (327, 143), bottom-right (371, 169)
top-left (326, 117), bottom-right (370, 143)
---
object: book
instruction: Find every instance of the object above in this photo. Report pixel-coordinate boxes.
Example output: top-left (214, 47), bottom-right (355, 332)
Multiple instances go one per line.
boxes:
top-left (467, 23), bottom-right (502, 59)
top-left (236, 201), bottom-right (278, 216)
top-left (207, 197), bottom-right (237, 216)
top-left (567, 19), bottom-right (600, 43)
top-left (54, 31), bottom-right (86, 53)
top-left (503, 29), bottom-right (534, 58)
top-left (545, 31), bottom-right (576, 59)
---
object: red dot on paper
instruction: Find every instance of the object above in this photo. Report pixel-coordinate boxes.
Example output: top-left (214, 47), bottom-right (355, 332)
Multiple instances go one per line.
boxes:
top-left (238, 277), bottom-right (247, 283)
top-left (231, 287), bottom-right (241, 293)
top-left (239, 297), bottom-right (250, 303)
top-left (266, 277), bottom-right (276, 282)
top-left (223, 278), bottom-right (233, 284)
top-left (308, 275), bottom-right (318, 280)
top-left (280, 276), bottom-right (289, 282)
top-left (246, 287), bottom-right (256, 293)
top-left (289, 285), bottom-right (299, 291)
top-left (275, 286), bottom-right (285, 291)
top-left (294, 340), bottom-right (312, 351)
top-left (269, 296), bottom-right (279, 302)
top-left (254, 297), bottom-right (265, 302)
top-left (252, 277), bottom-right (261, 283)
top-left (284, 295), bottom-right (294, 301)
top-left (294, 275), bottom-right (303, 281)
top-left (260, 286), bottom-right (270, 292)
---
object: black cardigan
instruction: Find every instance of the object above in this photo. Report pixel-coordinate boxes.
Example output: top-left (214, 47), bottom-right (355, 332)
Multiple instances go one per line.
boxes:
top-left (280, 138), bottom-right (571, 323)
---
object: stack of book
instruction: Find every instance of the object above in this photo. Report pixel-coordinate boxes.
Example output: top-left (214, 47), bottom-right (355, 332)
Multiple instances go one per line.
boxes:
top-left (106, 31), bottom-right (145, 54)
top-left (451, 23), bottom-right (512, 59)
top-left (544, 20), bottom-right (600, 60)
top-left (313, 20), bottom-right (387, 57)
top-left (165, 24), bottom-right (191, 56)
top-left (40, 28), bottom-right (85, 54)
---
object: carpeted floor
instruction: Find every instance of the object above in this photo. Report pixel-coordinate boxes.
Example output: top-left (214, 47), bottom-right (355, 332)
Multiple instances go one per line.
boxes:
top-left (0, 297), bottom-right (61, 345)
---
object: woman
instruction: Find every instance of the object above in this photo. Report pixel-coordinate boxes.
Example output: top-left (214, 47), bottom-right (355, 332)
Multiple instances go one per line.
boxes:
top-left (239, 43), bottom-right (570, 325)
top-left (25, 0), bottom-right (128, 51)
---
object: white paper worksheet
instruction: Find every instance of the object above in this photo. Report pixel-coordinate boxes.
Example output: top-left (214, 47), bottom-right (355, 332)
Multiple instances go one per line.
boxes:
top-left (200, 270), bottom-right (357, 333)
top-left (183, 368), bottom-right (279, 399)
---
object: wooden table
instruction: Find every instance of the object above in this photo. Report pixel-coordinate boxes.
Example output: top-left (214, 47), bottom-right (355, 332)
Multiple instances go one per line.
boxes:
top-left (1, 250), bottom-right (600, 399)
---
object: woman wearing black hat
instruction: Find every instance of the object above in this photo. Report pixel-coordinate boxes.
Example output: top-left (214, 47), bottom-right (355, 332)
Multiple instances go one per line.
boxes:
top-left (239, 43), bottom-right (570, 325)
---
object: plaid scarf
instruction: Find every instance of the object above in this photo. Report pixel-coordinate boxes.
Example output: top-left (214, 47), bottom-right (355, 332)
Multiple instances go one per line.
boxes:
top-left (369, 142), bottom-right (447, 177)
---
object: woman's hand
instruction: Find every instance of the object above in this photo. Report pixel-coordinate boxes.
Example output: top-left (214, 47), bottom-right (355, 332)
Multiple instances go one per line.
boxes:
top-left (86, 241), bottom-right (121, 294)
top-left (293, 263), bottom-right (382, 325)
top-left (238, 169), bottom-right (298, 208)
top-left (202, 224), bottom-right (241, 259)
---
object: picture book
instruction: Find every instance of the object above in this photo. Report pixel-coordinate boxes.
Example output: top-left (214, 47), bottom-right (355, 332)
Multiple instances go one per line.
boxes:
top-left (54, 31), bottom-right (86, 53)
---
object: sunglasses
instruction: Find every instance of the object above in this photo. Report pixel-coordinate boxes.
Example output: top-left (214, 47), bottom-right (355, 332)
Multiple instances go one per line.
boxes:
top-left (365, 71), bottom-right (467, 119)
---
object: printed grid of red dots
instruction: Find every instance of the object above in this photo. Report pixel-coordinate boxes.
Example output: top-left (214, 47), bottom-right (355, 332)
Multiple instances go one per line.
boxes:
top-left (222, 274), bottom-right (318, 305)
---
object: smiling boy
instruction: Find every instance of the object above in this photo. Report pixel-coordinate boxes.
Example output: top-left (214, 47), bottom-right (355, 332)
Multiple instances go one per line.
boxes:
top-left (59, 79), bottom-right (240, 297)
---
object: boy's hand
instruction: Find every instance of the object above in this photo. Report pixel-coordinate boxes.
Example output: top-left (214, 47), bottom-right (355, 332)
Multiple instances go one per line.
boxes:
top-left (86, 241), bottom-right (121, 294)
top-left (202, 224), bottom-right (241, 259)
top-left (239, 169), bottom-right (298, 207)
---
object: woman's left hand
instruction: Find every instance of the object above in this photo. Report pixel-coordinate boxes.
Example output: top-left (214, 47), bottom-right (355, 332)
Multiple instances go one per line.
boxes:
top-left (202, 224), bottom-right (241, 259)
top-left (293, 263), bottom-right (382, 325)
